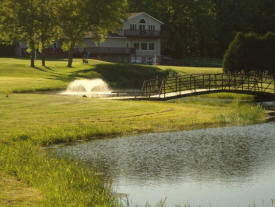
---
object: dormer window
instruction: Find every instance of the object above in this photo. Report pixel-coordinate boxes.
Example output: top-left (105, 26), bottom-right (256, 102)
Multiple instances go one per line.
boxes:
top-left (139, 19), bottom-right (146, 24)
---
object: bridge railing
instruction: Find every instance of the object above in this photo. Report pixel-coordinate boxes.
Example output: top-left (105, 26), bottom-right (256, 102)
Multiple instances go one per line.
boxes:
top-left (141, 73), bottom-right (275, 98)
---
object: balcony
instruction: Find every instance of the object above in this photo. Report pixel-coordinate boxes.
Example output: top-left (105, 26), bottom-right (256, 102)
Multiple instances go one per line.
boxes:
top-left (124, 30), bottom-right (161, 38)
top-left (87, 47), bottom-right (136, 55)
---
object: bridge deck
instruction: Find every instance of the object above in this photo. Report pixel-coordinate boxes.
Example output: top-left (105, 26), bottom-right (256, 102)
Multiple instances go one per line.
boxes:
top-left (105, 74), bottom-right (275, 100)
top-left (140, 73), bottom-right (275, 100)
top-left (106, 88), bottom-right (274, 101)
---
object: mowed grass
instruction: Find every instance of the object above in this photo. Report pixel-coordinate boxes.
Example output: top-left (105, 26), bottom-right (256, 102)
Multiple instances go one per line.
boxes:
top-left (0, 173), bottom-right (42, 207)
top-left (0, 58), bottom-right (222, 93)
top-left (157, 65), bottom-right (222, 75)
top-left (0, 93), bottom-right (265, 146)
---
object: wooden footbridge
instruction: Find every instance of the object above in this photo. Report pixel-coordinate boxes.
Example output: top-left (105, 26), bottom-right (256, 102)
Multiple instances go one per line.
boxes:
top-left (140, 73), bottom-right (275, 100)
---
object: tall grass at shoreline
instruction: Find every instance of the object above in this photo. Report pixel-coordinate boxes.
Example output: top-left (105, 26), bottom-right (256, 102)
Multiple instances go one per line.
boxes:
top-left (216, 100), bottom-right (266, 124)
top-left (0, 141), bottom-right (117, 207)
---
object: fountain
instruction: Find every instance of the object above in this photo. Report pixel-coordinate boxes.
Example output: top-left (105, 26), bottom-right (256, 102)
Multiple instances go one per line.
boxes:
top-left (61, 79), bottom-right (112, 97)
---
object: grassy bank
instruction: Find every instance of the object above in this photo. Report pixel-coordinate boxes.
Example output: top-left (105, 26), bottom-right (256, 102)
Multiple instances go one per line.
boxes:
top-left (0, 58), bottom-right (266, 206)
top-left (0, 58), bottom-right (222, 93)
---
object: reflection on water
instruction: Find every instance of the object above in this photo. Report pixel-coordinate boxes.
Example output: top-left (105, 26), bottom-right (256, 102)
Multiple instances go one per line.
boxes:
top-left (53, 123), bottom-right (275, 207)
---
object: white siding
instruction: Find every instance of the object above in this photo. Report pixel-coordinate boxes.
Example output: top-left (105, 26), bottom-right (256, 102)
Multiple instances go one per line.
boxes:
top-left (124, 13), bottom-right (162, 31)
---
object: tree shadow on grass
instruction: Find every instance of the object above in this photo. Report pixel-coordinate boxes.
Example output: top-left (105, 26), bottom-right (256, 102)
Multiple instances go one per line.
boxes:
top-left (69, 63), bottom-right (170, 89)
top-left (42, 62), bottom-right (172, 89)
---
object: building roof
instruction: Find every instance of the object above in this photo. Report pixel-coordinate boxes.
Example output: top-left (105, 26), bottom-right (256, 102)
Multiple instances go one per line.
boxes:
top-left (128, 12), bottom-right (164, 25)
top-left (128, 12), bottom-right (144, 18)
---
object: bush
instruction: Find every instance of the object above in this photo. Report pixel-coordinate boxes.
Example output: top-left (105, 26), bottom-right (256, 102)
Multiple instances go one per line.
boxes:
top-left (223, 32), bottom-right (275, 76)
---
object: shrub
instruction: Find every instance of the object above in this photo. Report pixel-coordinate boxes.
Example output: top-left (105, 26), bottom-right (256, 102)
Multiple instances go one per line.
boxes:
top-left (223, 32), bottom-right (275, 76)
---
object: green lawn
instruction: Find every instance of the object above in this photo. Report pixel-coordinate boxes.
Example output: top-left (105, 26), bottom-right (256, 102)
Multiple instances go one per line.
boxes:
top-left (0, 58), bottom-right (222, 93)
top-left (0, 173), bottom-right (42, 207)
top-left (1, 93), bottom-right (261, 145)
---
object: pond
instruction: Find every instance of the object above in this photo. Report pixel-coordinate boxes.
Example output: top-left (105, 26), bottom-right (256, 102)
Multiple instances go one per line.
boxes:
top-left (52, 122), bottom-right (275, 207)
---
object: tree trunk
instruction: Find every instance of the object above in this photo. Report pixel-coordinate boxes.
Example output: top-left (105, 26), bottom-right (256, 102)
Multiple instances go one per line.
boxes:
top-left (30, 46), bottom-right (35, 68)
top-left (41, 49), bottom-right (46, 67)
top-left (67, 43), bottom-right (75, 68)
top-left (41, 42), bottom-right (46, 67)
top-left (67, 53), bottom-right (73, 67)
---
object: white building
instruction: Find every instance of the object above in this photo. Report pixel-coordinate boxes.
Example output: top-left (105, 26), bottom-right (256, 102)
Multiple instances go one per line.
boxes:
top-left (16, 12), bottom-right (164, 65)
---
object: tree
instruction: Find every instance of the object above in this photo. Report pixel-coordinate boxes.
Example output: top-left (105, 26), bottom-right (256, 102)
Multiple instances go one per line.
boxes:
top-left (56, 0), bottom-right (127, 67)
top-left (223, 32), bottom-right (244, 74)
top-left (223, 32), bottom-right (275, 76)
top-left (0, 0), bottom-right (59, 67)
top-left (0, 0), bottom-right (18, 46)
top-left (37, 0), bottom-right (60, 67)
top-left (0, 0), bottom-right (42, 67)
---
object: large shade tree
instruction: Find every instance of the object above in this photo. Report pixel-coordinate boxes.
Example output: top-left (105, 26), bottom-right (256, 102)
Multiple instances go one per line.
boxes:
top-left (56, 0), bottom-right (127, 67)
top-left (0, 0), bottom-right (18, 49)
top-left (0, 0), bottom-right (42, 67)
top-left (0, 0), bottom-right (60, 67)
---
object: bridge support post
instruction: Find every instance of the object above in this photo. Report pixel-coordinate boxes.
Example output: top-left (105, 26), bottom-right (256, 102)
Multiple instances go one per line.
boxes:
top-left (194, 76), bottom-right (196, 92)
top-left (261, 75), bottom-right (263, 92)
top-left (202, 75), bottom-right (205, 89)
top-left (248, 75), bottom-right (250, 91)
top-left (221, 74), bottom-right (223, 90)
top-left (190, 75), bottom-right (192, 91)
top-left (163, 80), bottom-right (166, 99)
top-left (241, 75), bottom-right (244, 91)
top-left (208, 74), bottom-right (211, 91)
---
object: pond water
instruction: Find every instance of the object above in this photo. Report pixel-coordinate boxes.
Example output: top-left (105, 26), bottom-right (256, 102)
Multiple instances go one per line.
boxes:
top-left (53, 123), bottom-right (275, 207)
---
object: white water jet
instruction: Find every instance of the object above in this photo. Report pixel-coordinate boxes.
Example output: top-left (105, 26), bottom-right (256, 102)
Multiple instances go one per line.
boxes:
top-left (61, 79), bottom-right (112, 97)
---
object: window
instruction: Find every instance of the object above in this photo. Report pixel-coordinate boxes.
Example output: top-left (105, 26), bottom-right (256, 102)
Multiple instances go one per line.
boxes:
top-left (141, 43), bottom-right (147, 50)
top-left (53, 42), bottom-right (57, 48)
top-left (139, 25), bottom-right (145, 32)
top-left (134, 43), bottom-right (139, 50)
top-left (139, 19), bottom-right (146, 24)
top-left (149, 43), bottom-right (155, 50)
top-left (149, 25), bottom-right (155, 31)
top-left (130, 24), bottom-right (137, 31)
